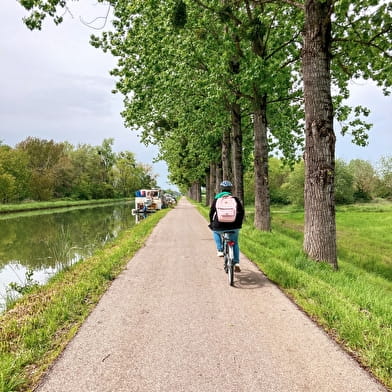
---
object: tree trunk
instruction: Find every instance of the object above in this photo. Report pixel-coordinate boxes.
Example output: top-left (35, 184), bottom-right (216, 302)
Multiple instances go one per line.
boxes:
top-left (208, 163), bottom-right (216, 206)
top-left (205, 167), bottom-right (210, 206)
top-left (231, 102), bottom-right (244, 203)
top-left (302, 0), bottom-right (337, 268)
top-left (196, 181), bottom-right (202, 202)
top-left (188, 182), bottom-right (201, 202)
top-left (215, 160), bottom-right (223, 195)
top-left (253, 95), bottom-right (271, 231)
top-left (221, 127), bottom-right (232, 182)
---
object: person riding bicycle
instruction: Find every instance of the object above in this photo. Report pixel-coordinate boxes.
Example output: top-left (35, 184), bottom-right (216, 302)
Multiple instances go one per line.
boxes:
top-left (209, 180), bottom-right (244, 272)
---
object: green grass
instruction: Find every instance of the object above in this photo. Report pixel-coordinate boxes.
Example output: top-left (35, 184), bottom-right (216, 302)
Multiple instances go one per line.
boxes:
top-left (0, 208), bottom-right (169, 392)
top-left (195, 200), bottom-right (392, 390)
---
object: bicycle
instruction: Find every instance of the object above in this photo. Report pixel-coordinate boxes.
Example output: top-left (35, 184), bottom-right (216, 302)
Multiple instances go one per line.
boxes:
top-left (221, 231), bottom-right (236, 286)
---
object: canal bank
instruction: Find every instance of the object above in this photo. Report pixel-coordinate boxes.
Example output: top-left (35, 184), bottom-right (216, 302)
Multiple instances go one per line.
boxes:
top-left (0, 207), bottom-right (170, 392)
top-left (0, 200), bottom-right (137, 311)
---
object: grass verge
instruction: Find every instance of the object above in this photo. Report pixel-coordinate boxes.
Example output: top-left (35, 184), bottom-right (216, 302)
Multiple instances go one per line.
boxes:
top-left (194, 200), bottom-right (392, 390)
top-left (0, 208), bottom-right (169, 392)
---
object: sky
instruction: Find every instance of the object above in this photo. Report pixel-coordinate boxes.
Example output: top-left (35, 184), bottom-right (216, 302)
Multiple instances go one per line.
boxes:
top-left (1, 1), bottom-right (391, 189)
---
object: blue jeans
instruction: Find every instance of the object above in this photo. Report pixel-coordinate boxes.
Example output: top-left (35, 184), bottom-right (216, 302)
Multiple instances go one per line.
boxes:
top-left (213, 229), bottom-right (240, 263)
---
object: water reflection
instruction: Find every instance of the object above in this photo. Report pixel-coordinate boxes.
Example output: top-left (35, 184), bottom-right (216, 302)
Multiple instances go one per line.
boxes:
top-left (0, 202), bottom-right (136, 310)
top-left (132, 210), bottom-right (148, 224)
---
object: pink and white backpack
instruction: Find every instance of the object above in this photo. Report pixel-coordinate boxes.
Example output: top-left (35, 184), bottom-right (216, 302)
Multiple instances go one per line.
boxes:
top-left (216, 196), bottom-right (237, 222)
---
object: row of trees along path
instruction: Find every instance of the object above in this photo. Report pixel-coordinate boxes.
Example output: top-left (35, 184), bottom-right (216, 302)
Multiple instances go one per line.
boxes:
top-left (19, 1), bottom-right (391, 271)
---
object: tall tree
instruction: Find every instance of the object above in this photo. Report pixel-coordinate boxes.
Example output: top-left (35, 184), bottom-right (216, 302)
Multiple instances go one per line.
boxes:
top-left (301, 0), bottom-right (391, 267)
top-left (301, 0), bottom-right (337, 267)
top-left (16, 137), bottom-right (67, 200)
top-left (377, 156), bottom-right (392, 199)
top-left (348, 159), bottom-right (377, 200)
top-left (334, 159), bottom-right (354, 204)
top-left (0, 145), bottom-right (30, 201)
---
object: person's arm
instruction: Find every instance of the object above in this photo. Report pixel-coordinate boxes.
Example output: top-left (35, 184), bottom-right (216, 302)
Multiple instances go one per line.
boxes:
top-left (236, 198), bottom-right (245, 222)
top-left (209, 199), bottom-right (216, 222)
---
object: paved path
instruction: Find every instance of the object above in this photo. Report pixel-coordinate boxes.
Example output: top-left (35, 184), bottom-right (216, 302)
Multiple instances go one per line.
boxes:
top-left (36, 198), bottom-right (387, 392)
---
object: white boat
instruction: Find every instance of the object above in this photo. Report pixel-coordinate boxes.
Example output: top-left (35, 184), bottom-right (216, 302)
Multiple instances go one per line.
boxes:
top-left (133, 189), bottom-right (163, 213)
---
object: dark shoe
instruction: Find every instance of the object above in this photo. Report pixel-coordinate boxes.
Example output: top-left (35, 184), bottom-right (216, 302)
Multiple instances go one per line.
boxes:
top-left (234, 264), bottom-right (241, 272)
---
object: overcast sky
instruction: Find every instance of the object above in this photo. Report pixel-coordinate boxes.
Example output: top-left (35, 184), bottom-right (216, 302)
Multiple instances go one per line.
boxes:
top-left (1, 1), bottom-right (391, 190)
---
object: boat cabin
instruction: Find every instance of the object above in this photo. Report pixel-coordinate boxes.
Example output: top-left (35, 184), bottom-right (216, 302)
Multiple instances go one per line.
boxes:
top-left (134, 188), bottom-right (163, 212)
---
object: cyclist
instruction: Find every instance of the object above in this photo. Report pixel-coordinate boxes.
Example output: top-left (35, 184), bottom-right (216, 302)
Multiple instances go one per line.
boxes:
top-left (209, 180), bottom-right (244, 272)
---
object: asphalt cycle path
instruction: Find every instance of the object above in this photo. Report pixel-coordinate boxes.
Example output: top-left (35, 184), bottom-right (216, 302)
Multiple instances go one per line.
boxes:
top-left (36, 197), bottom-right (387, 392)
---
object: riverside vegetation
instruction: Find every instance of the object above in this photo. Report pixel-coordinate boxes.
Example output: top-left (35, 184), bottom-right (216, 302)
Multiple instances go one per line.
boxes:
top-left (0, 207), bottom-right (170, 392)
top-left (195, 200), bottom-right (392, 390)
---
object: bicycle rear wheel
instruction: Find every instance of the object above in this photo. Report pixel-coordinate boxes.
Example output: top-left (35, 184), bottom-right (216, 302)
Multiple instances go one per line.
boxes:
top-left (228, 263), bottom-right (234, 286)
top-left (224, 254), bottom-right (228, 273)
top-left (223, 239), bottom-right (228, 273)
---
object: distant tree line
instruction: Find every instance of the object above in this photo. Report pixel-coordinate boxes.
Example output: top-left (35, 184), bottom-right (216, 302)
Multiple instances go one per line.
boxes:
top-left (0, 137), bottom-right (157, 203)
top-left (244, 156), bottom-right (392, 207)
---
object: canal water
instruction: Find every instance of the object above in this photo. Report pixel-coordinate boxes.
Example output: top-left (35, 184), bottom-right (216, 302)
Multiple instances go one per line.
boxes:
top-left (0, 201), bottom-right (140, 311)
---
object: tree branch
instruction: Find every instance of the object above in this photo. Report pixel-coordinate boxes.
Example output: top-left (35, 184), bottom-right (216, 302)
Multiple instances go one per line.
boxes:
top-left (193, 0), bottom-right (243, 26)
top-left (265, 31), bottom-right (301, 61)
top-left (267, 93), bottom-right (303, 105)
top-left (281, 0), bottom-right (304, 10)
top-left (334, 38), bottom-right (392, 59)
top-left (279, 54), bottom-right (301, 70)
top-left (260, 0), bottom-right (304, 10)
top-left (368, 27), bottom-right (392, 45)
top-left (192, 0), bottom-right (217, 14)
